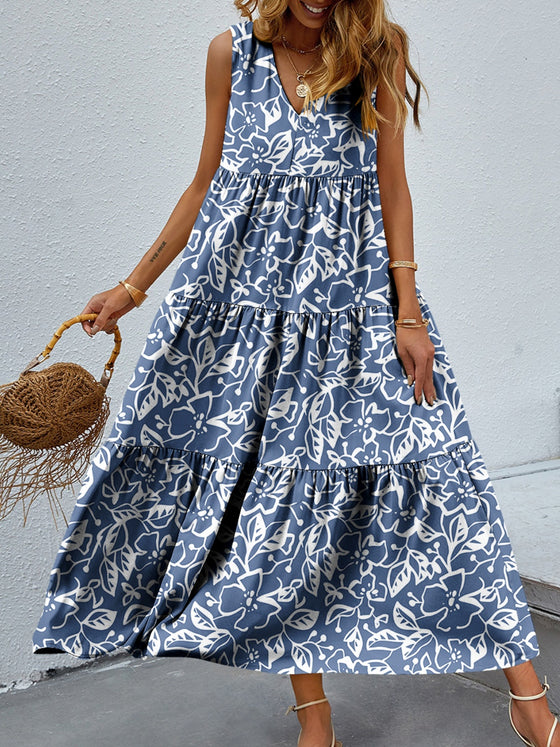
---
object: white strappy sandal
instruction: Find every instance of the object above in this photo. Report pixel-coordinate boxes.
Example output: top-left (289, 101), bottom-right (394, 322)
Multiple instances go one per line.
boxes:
top-left (285, 696), bottom-right (343, 747)
top-left (509, 675), bottom-right (559, 747)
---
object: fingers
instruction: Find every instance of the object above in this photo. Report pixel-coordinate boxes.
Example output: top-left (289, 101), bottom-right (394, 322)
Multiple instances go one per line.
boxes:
top-left (397, 328), bottom-right (436, 407)
top-left (423, 354), bottom-right (437, 406)
top-left (399, 349), bottom-right (415, 388)
top-left (80, 299), bottom-right (102, 337)
top-left (82, 285), bottom-right (133, 337)
top-left (414, 344), bottom-right (436, 406)
top-left (104, 317), bottom-right (118, 335)
top-left (413, 360), bottom-right (426, 405)
top-left (90, 311), bottom-right (119, 336)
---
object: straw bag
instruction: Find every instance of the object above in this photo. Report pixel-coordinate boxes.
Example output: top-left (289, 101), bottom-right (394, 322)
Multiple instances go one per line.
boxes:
top-left (0, 313), bottom-right (121, 528)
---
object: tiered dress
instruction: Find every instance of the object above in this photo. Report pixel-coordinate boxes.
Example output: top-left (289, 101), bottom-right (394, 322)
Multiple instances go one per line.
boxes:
top-left (32, 19), bottom-right (539, 675)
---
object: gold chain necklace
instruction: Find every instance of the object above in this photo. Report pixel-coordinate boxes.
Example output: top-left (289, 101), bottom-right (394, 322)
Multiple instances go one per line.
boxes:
top-left (280, 34), bottom-right (322, 55)
top-left (280, 37), bottom-right (321, 98)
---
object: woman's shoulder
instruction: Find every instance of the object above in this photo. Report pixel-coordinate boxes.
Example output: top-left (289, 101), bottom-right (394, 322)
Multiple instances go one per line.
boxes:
top-left (209, 18), bottom-right (254, 64)
top-left (224, 17), bottom-right (253, 40)
top-left (209, 18), bottom-right (253, 52)
top-left (206, 19), bottom-right (254, 83)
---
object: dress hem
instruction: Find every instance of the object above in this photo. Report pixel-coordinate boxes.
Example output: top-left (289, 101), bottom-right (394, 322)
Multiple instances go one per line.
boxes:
top-left (31, 640), bottom-right (540, 677)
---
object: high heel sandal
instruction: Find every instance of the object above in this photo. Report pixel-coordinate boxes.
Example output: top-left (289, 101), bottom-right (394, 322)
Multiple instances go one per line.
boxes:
top-left (509, 675), bottom-right (559, 747)
top-left (285, 696), bottom-right (343, 747)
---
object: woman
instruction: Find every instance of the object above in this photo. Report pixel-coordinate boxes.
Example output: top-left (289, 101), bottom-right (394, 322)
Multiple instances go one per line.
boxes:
top-left (33, 1), bottom-right (558, 745)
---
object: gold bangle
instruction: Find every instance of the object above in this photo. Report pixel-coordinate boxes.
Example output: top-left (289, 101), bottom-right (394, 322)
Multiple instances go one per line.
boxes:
top-left (389, 260), bottom-right (418, 271)
top-left (119, 280), bottom-right (148, 307)
top-left (395, 317), bottom-right (429, 328)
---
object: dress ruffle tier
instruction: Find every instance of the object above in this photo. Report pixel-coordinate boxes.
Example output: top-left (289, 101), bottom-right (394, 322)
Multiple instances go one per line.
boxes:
top-left (32, 438), bottom-right (538, 674)
top-left (33, 294), bottom-right (539, 673)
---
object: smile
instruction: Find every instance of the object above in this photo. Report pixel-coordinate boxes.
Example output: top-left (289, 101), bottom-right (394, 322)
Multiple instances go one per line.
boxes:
top-left (301, 2), bottom-right (330, 15)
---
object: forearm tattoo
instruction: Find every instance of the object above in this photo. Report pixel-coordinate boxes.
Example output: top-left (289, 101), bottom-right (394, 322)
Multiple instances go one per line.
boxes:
top-left (149, 240), bottom-right (167, 263)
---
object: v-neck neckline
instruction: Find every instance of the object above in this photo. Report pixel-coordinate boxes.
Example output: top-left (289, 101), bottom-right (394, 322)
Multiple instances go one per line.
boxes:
top-left (267, 40), bottom-right (326, 119)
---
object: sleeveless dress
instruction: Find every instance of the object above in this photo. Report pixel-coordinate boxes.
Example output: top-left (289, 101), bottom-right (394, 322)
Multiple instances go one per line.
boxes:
top-left (32, 19), bottom-right (539, 675)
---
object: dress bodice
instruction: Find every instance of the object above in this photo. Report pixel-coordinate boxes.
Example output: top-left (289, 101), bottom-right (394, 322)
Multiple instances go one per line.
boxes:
top-left (167, 19), bottom-right (402, 314)
top-left (220, 20), bottom-right (379, 178)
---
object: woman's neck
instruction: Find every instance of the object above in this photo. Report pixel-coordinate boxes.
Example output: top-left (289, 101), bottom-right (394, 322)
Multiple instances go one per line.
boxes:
top-left (282, 13), bottom-right (323, 49)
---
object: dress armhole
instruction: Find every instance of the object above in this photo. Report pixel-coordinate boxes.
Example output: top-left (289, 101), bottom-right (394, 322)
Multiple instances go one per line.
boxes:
top-left (228, 22), bottom-right (243, 86)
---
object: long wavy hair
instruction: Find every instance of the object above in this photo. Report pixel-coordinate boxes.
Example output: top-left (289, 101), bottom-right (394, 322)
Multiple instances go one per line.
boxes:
top-left (233, 0), bottom-right (428, 137)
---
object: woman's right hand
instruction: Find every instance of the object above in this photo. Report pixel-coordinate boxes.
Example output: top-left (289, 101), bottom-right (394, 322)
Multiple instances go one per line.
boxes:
top-left (396, 325), bottom-right (437, 406)
top-left (80, 284), bottom-right (137, 337)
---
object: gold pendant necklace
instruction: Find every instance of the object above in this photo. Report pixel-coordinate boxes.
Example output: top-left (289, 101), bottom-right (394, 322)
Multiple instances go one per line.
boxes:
top-left (281, 37), bottom-right (320, 98)
top-left (296, 78), bottom-right (310, 98)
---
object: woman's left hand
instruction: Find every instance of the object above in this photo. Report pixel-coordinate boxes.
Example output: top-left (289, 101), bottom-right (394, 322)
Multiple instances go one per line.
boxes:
top-left (396, 326), bottom-right (437, 406)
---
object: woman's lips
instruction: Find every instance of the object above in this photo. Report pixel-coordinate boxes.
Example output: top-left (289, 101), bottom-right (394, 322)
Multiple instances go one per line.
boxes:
top-left (300, 1), bottom-right (331, 17)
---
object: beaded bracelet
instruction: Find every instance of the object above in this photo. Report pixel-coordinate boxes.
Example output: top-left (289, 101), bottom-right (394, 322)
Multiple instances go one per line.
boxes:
top-left (389, 260), bottom-right (418, 271)
top-left (119, 280), bottom-right (148, 307)
top-left (395, 318), bottom-right (429, 329)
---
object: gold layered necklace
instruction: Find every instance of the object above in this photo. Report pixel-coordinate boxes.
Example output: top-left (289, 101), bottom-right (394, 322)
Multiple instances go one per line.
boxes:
top-left (280, 36), bottom-right (322, 98)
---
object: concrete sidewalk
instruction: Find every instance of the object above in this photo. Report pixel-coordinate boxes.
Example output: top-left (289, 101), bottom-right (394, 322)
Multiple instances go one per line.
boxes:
top-left (0, 652), bottom-right (525, 746)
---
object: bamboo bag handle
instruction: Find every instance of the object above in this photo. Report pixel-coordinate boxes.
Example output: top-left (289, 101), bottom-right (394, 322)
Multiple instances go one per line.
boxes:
top-left (21, 313), bottom-right (122, 387)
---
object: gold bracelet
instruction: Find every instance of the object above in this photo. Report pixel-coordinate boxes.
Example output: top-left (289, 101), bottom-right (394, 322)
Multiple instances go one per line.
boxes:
top-left (395, 317), bottom-right (429, 328)
top-left (389, 260), bottom-right (418, 271)
top-left (119, 280), bottom-right (148, 307)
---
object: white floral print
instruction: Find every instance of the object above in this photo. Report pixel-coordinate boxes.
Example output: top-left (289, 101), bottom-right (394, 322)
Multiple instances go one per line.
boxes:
top-left (32, 19), bottom-right (538, 674)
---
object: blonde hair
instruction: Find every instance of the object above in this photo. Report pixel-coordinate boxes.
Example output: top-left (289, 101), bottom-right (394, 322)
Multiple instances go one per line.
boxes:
top-left (233, 0), bottom-right (428, 137)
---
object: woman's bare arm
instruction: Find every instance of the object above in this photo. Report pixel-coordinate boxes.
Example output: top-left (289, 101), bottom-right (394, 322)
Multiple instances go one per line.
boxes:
top-left (376, 38), bottom-right (436, 406)
top-left (82, 28), bottom-right (233, 336)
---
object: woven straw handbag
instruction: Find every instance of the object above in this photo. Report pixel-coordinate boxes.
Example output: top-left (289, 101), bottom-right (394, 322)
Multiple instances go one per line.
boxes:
top-left (0, 313), bottom-right (121, 528)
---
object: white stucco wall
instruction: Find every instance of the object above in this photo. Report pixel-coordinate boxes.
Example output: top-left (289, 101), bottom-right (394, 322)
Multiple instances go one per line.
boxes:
top-left (0, 0), bottom-right (558, 689)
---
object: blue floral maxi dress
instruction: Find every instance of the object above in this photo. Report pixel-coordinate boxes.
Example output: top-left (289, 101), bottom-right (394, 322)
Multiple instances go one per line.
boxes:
top-left (32, 19), bottom-right (539, 675)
